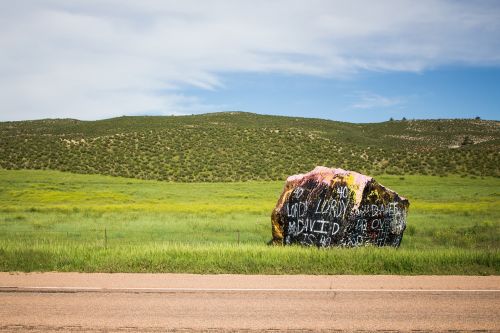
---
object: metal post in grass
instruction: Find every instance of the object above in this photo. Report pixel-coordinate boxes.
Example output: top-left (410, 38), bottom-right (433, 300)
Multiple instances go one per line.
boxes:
top-left (104, 227), bottom-right (107, 249)
top-left (237, 230), bottom-right (240, 245)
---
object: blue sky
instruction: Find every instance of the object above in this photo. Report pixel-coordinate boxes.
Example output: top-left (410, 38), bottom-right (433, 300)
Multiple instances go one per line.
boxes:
top-left (1, 1), bottom-right (499, 123)
top-left (181, 67), bottom-right (500, 123)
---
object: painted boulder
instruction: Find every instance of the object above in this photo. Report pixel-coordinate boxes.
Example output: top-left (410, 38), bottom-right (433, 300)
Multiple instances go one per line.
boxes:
top-left (271, 166), bottom-right (409, 247)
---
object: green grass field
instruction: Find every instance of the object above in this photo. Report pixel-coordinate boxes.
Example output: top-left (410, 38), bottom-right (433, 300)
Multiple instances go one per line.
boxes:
top-left (0, 169), bottom-right (498, 274)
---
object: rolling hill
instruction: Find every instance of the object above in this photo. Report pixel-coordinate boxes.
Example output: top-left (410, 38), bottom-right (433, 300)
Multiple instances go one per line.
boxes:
top-left (0, 112), bottom-right (498, 181)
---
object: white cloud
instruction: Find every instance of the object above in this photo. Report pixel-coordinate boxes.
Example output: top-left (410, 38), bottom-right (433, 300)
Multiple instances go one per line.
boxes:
top-left (351, 92), bottom-right (404, 110)
top-left (0, 0), bottom-right (499, 120)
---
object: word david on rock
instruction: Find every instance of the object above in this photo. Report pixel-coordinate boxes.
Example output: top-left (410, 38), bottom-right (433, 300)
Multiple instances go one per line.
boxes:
top-left (271, 166), bottom-right (409, 248)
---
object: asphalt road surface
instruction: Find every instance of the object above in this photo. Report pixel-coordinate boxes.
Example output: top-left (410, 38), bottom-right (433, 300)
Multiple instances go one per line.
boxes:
top-left (0, 273), bottom-right (499, 332)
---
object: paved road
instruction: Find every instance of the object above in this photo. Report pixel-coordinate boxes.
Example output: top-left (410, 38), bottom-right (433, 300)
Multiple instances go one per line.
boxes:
top-left (0, 273), bottom-right (499, 332)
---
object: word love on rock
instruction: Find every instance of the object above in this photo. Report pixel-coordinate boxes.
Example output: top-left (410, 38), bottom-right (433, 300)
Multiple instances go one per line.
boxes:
top-left (271, 166), bottom-right (409, 248)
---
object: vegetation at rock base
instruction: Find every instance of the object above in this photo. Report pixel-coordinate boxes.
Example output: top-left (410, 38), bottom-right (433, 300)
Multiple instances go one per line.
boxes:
top-left (1, 112), bottom-right (498, 181)
top-left (0, 170), bottom-right (498, 274)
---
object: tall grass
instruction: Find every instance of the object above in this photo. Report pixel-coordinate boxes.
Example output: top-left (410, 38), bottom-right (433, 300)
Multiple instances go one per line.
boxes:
top-left (0, 243), bottom-right (497, 275)
top-left (0, 170), bottom-right (499, 274)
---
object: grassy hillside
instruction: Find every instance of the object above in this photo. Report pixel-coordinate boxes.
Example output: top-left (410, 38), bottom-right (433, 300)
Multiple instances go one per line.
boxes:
top-left (1, 112), bottom-right (499, 181)
top-left (0, 170), bottom-right (498, 274)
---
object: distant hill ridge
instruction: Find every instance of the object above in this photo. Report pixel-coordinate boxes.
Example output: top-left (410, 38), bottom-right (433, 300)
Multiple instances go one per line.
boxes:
top-left (1, 112), bottom-right (498, 181)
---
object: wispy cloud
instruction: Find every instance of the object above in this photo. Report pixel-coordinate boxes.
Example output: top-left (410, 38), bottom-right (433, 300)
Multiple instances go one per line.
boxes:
top-left (0, 1), bottom-right (499, 120)
top-left (351, 92), bottom-right (404, 110)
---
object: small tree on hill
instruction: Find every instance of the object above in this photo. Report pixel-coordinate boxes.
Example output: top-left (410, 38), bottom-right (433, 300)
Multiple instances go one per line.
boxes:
top-left (461, 136), bottom-right (474, 146)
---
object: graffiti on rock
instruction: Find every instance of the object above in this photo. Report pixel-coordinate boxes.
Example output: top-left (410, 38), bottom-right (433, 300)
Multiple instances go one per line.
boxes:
top-left (271, 166), bottom-right (409, 248)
